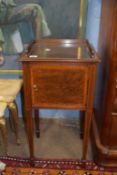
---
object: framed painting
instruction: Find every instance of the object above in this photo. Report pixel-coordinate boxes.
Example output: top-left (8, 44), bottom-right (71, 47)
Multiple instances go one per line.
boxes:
top-left (0, 0), bottom-right (88, 76)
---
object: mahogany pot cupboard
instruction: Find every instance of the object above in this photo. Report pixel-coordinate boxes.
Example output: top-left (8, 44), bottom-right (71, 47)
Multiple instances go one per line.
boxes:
top-left (21, 39), bottom-right (100, 162)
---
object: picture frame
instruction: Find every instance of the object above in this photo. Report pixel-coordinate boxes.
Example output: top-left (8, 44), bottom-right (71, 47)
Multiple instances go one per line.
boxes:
top-left (0, 0), bottom-right (88, 76)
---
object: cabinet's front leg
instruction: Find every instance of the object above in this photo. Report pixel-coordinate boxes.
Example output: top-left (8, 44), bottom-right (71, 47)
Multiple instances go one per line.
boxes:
top-left (34, 109), bottom-right (40, 138)
top-left (82, 65), bottom-right (97, 159)
top-left (82, 109), bottom-right (93, 160)
top-left (25, 108), bottom-right (34, 159)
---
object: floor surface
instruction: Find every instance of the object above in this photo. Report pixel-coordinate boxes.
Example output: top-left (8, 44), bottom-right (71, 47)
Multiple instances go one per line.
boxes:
top-left (0, 117), bottom-right (92, 160)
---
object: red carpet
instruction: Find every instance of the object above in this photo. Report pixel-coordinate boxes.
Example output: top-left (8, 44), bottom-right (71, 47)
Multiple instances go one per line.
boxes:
top-left (0, 156), bottom-right (117, 174)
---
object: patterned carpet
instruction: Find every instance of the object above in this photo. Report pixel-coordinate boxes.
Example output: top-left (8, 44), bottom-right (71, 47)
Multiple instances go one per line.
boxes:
top-left (0, 156), bottom-right (117, 175)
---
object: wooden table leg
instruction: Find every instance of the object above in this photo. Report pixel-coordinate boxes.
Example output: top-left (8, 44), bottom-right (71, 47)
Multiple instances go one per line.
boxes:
top-left (79, 111), bottom-right (85, 139)
top-left (82, 65), bottom-right (96, 159)
top-left (82, 109), bottom-right (93, 160)
top-left (34, 109), bottom-right (40, 138)
top-left (25, 108), bottom-right (34, 159)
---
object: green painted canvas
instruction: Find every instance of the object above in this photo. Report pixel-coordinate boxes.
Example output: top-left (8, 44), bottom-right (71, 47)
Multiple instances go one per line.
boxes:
top-left (0, 0), bottom-right (87, 55)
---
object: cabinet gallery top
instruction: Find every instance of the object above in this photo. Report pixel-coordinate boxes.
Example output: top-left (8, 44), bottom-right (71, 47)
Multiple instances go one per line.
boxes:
top-left (20, 39), bottom-right (100, 63)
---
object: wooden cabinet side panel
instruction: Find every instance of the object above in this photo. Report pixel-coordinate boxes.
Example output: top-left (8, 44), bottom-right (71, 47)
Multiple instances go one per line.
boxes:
top-left (92, 0), bottom-right (117, 167)
top-left (95, 0), bottom-right (117, 143)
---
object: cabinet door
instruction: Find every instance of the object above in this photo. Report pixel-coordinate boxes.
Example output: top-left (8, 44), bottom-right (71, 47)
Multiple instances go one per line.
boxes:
top-left (30, 64), bottom-right (89, 109)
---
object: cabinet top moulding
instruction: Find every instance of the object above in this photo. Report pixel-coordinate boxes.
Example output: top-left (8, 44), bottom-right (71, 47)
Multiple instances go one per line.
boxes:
top-left (20, 39), bottom-right (100, 64)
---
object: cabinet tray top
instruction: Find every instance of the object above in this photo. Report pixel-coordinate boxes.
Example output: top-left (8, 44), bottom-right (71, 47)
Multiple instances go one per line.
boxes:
top-left (21, 39), bottom-right (100, 63)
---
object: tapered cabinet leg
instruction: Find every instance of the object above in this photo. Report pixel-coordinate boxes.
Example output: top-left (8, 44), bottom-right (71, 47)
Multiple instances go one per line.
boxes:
top-left (34, 109), bottom-right (40, 138)
top-left (82, 109), bottom-right (93, 160)
top-left (79, 111), bottom-right (85, 139)
top-left (25, 108), bottom-right (34, 159)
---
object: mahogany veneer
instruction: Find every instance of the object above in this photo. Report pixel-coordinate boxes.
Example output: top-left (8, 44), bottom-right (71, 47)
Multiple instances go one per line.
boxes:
top-left (21, 39), bottom-right (100, 161)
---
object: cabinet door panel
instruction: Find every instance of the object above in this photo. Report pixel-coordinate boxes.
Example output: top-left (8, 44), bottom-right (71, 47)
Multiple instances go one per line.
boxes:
top-left (30, 64), bottom-right (88, 109)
